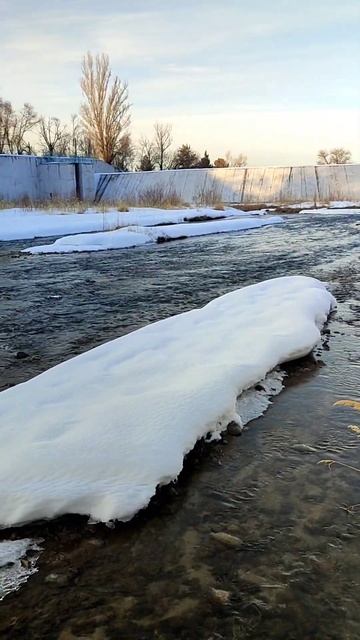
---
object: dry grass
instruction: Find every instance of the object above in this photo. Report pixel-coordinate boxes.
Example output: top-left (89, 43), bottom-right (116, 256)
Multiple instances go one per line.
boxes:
top-left (0, 197), bottom-right (112, 213)
top-left (110, 185), bottom-right (186, 210)
top-left (0, 184), bottom-right (186, 213)
top-left (195, 185), bottom-right (224, 208)
top-left (136, 185), bottom-right (184, 209)
top-left (117, 202), bottom-right (130, 212)
top-left (0, 200), bottom-right (17, 210)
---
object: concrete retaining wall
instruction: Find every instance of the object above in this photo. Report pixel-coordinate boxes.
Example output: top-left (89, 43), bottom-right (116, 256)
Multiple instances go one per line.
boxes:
top-left (96, 164), bottom-right (360, 205)
top-left (0, 155), bottom-right (114, 202)
top-left (2, 156), bottom-right (359, 205)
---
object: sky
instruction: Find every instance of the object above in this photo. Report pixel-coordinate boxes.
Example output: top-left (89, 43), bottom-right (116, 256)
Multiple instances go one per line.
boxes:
top-left (1, 0), bottom-right (359, 165)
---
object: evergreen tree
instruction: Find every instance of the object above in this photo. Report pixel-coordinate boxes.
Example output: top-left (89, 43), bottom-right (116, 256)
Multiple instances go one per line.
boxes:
top-left (173, 144), bottom-right (199, 169)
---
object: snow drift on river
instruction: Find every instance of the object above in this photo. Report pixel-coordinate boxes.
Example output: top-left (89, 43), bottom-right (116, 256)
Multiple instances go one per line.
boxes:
top-left (0, 276), bottom-right (335, 528)
top-left (23, 216), bottom-right (283, 254)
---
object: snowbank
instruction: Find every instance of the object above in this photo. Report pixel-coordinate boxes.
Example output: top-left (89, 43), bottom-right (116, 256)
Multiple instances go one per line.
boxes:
top-left (23, 216), bottom-right (283, 254)
top-left (0, 276), bottom-right (335, 528)
top-left (299, 208), bottom-right (360, 215)
top-left (0, 207), bottom-right (248, 241)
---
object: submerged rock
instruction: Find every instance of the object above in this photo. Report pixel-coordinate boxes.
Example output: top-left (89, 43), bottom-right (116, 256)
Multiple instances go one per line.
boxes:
top-left (291, 443), bottom-right (318, 453)
top-left (210, 531), bottom-right (243, 547)
top-left (210, 587), bottom-right (231, 606)
top-left (15, 351), bottom-right (29, 359)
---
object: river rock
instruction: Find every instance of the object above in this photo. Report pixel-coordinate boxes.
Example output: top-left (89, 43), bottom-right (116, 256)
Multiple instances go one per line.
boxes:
top-left (15, 351), bottom-right (29, 359)
top-left (45, 572), bottom-right (71, 586)
top-left (291, 443), bottom-right (318, 453)
top-left (210, 587), bottom-right (231, 606)
top-left (210, 531), bottom-right (243, 547)
top-left (227, 421), bottom-right (243, 436)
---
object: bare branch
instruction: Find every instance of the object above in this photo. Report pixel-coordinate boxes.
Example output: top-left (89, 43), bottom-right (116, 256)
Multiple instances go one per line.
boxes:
top-left (37, 116), bottom-right (70, 156)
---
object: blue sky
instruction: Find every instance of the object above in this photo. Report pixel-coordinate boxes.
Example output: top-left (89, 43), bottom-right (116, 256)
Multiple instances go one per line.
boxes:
top-left (1, 0), bottom-right (359, 164)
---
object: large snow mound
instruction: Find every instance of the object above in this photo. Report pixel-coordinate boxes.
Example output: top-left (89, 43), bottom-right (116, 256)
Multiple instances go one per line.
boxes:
top-left (0, 276), bottom-right (335, 528)
top-left (23, 216), bottom-right (283, 254)
top-left (0, 207), bottom-right (248, 241)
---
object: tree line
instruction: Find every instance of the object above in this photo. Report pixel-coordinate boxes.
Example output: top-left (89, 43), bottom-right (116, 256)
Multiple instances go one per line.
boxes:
top-left (0, 52), bottom-right (353, 170)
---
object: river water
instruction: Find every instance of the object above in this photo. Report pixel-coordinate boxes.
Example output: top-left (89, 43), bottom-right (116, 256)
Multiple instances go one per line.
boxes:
top-left (0, 212), bottom-right (359, 639)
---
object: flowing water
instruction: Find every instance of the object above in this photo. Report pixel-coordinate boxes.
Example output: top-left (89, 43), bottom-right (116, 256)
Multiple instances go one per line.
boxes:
top-left (0, 212), bottom-right (359, 639)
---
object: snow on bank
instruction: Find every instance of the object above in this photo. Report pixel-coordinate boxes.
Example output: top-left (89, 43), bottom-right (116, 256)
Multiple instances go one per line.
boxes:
top-left (0, 276), bottom-right (335, 528)
top-left (23, 216), bottom-right (283, 254)
top-left (299, 208), bottom-right (360, 215)
top-left (329, 201), bottom-right (360, 208)
top-left (0, 207), bottom-right (247, 241)
top-left (267, 201), bottom-right (360, 210)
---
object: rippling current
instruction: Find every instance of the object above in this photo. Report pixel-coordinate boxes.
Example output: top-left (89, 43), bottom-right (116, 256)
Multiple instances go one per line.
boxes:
top-left (0, 211), bottom-right (359, 639)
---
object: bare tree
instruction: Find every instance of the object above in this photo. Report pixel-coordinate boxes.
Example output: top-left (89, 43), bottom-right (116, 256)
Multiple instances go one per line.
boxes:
top-left (317, 149), bottom-right (330, 165)
top-left (113, 132), bottom-right (135, 171)
top-left (0, 99), bottom-right (38, 154)
top-left (69, 114), bottom-right (81, 156)
top-left (317, 148), bottom-right (352, 165)
top-left (153, 122), bottom-right (172, 170)
top-left (38, 116), bottom-right (70, 156)
top-left (0, 98), bottom-right (13, 153)
top-left (8, 103), bottom-right (38, 153)
top-left (331, 148), bottom-right (351, 164)
top-left (225, 151), bottom-right (247, 167)
top-left (233, 153), bottom-right (247, 167)
top-left (137, 136), bottom-right (157, 171)
top-left (80, 52), bottom-right (130, 165)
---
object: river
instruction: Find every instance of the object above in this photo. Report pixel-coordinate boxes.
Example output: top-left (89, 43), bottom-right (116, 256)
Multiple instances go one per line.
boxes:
top-left (0, 211), bottom-right (359, 639)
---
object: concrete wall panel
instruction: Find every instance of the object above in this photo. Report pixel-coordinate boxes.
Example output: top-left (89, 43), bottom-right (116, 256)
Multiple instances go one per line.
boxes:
top-left (0, 155), bottom-right (38, 200)
top-left (0, 155), bottom-right (104, 202)
top-left (37, 163), bottom-right (76, 200)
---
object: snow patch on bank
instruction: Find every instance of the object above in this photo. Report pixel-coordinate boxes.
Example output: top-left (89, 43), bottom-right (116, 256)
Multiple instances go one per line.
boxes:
top-left (23, 216), bottom-right (283, 254)
top-left (0, 276), bottom-right (335, 528)
top-left (0, 539), bottom-right (42, 600)
top-left (0, 206), bottom-right (251, 241)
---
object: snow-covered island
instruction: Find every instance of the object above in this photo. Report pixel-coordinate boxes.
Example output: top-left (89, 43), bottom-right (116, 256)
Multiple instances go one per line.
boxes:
top-left (0, 275), bottom-right (335, 528)
top-left (23, 215), bottom-right (283, 254)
